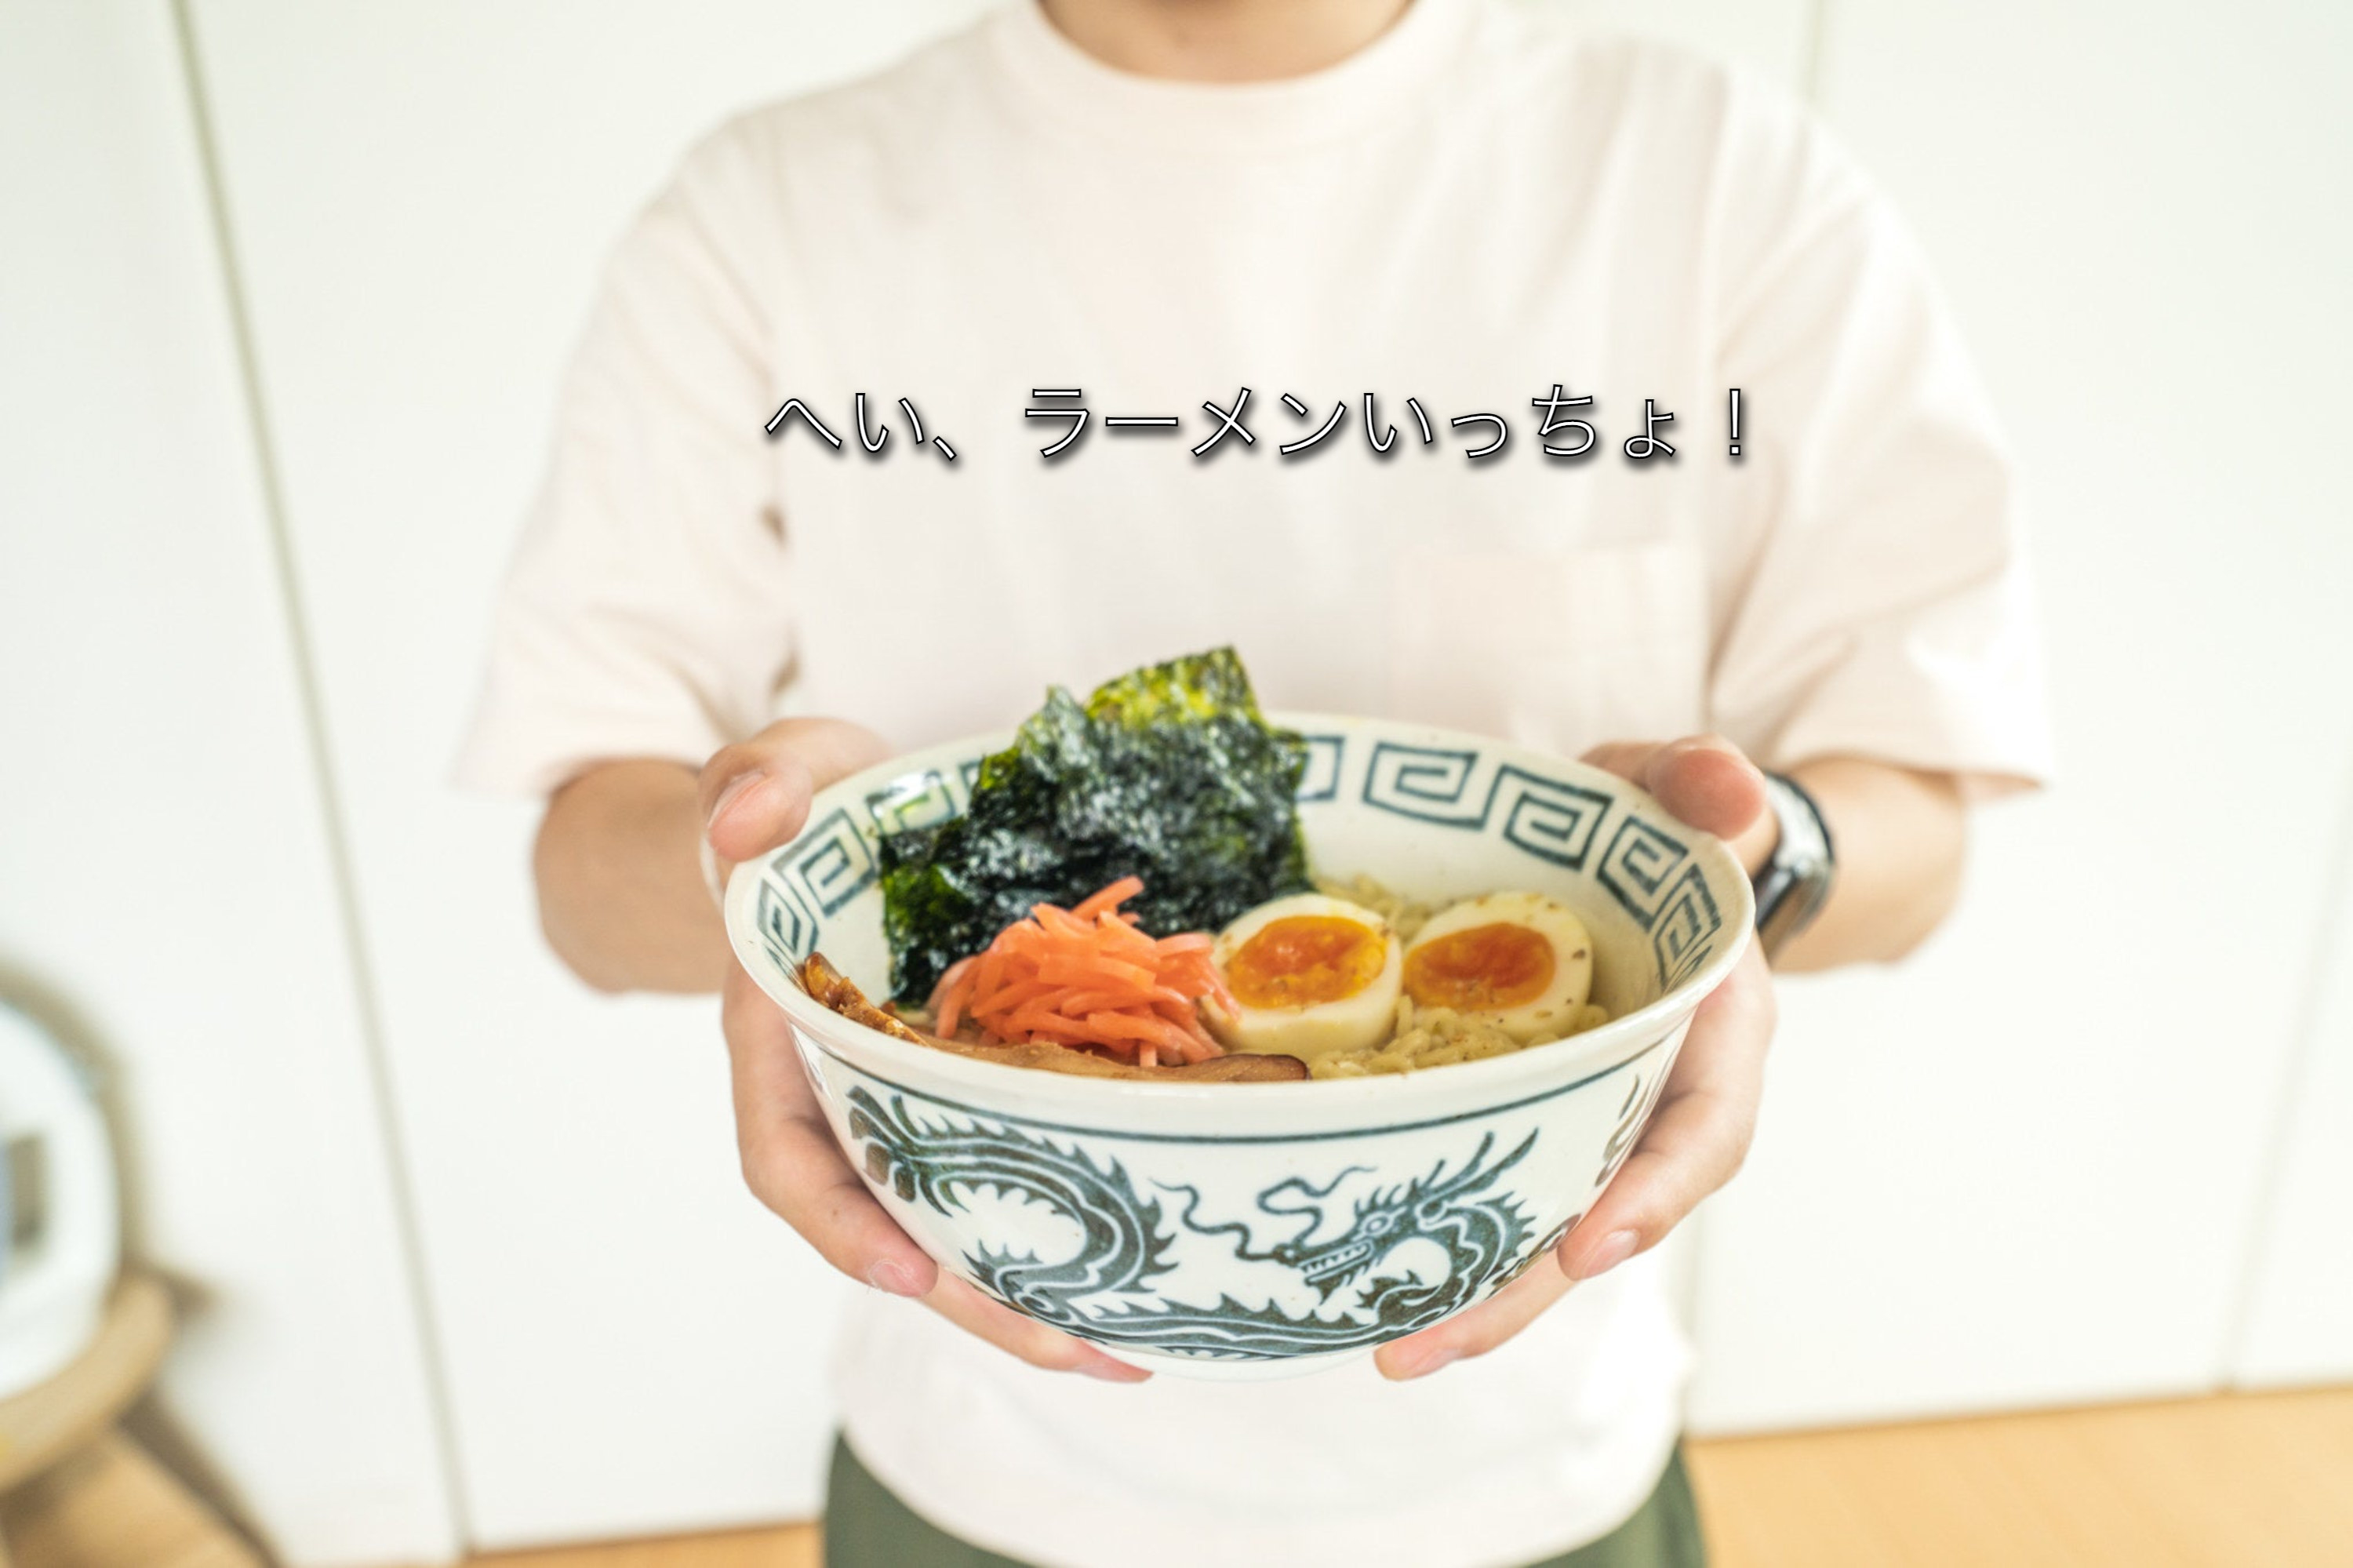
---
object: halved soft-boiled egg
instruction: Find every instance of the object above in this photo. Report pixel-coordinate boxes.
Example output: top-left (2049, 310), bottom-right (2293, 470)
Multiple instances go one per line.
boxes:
top-left (1203, 893), bottom-right (1403, 1059)
top-left (1402, 891), bottom-right (1594, 1044)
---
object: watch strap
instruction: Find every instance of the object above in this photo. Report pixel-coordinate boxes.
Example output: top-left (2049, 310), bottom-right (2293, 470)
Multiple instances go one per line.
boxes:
top-left (1753, 771), bottom-right (1835, 960)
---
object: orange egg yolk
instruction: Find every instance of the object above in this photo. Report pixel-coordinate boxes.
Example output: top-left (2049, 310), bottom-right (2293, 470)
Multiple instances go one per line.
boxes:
top-left (1404, 922), bottom-right (1557, 1012)
top-left (1226, 915), bottom-right (1387, 1009)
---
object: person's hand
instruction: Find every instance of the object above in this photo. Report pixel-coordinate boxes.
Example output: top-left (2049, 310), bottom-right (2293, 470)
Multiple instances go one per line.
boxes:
top-left (704, 719), bottom-right (1151, 1384)
top-left (1374, 736), bottom-right (1780, 1381)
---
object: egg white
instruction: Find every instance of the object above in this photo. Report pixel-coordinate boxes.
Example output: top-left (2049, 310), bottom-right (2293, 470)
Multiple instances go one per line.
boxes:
top-left (1403, 891), bottom-right (1594, 1044)
top-left (1202, 893), bottom-right (1403, 1060)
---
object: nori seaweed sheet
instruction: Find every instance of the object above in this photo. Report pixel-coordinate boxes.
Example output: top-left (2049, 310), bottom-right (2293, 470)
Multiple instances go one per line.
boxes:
top-left (878, 648), bottom-right (1312, 1001)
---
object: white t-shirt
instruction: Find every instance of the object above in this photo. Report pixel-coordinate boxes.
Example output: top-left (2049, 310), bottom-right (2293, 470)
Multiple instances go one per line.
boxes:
top-left (459, 2), bottom-right (2053, 1563)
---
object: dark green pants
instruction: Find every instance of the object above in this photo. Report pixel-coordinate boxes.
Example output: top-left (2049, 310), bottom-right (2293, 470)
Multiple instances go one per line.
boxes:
top-left (825, 1436), bottom-right (1707, 1568)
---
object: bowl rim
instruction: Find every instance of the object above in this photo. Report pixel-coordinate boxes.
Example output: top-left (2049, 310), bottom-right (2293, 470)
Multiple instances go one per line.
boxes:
top-left (725, 711), bottom-right (1753, 1119)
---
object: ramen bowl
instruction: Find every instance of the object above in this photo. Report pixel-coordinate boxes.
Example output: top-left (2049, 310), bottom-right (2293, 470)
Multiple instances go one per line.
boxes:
top-left (724, 714), bottom-right (1751, 1380)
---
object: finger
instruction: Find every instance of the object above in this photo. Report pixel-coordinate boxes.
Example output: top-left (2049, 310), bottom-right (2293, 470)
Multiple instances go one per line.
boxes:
top-left (1580, 740), bottom-right (1663, 783)
top-left (1641, 735), bottom-right (1769, 841)
top-left (1375, 1248), bottom-right (1577, 1381)
top-left (700, 748), bottom-right (816, 866)
top-left (767, 716), bottom-right (893, 788)
top-left (1559, 947), bottom-right (1774, 1280)
top-left (723, 966), bottom-right (938, 1297)
top-left (699, 718), bottom-right (892, 863)
top-left (923, 1275), bottom-right (1152, 1383)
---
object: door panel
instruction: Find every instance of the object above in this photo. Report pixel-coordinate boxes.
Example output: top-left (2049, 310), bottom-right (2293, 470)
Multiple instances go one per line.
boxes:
top-left (1684, 0), bottom-right (2353, 1432)
top-left (0, 5), bottom-right (456, 1562)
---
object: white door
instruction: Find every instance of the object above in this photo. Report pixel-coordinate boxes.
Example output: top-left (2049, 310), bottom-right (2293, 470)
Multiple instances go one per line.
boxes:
top-left (2232, 829), bottom-right (2353, 1389)
top-left (180, 0), bottom-right (991, 1548)
top-left (1, 5), bottom-right (455, 1562)
top-left (1683, 0), bottom-right (2353, 1432)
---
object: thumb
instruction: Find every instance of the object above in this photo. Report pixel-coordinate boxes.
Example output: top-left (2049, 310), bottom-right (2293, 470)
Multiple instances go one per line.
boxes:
top-left (700, 718), bottom-right (889, 864)
top-left (1641, 736), bottom-right (1769, 842)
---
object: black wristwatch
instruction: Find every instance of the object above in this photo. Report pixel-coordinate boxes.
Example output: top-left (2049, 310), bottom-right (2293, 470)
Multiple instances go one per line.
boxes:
top-left (1752, 772), bottom-right (1835, 962)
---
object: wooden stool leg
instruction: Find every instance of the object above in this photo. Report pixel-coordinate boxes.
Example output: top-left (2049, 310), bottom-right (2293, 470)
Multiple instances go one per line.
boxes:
top-left (0, 1431), bottom-right (260, 1568)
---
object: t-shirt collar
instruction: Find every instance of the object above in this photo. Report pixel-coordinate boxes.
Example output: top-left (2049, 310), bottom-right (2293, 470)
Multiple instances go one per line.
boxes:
top-left (987, 0), bottom-right (1477, 157)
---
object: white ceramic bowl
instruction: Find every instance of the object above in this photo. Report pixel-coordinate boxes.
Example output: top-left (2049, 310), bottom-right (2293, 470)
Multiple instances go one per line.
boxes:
top-left (726, 714), bottom-right (1752, 1380)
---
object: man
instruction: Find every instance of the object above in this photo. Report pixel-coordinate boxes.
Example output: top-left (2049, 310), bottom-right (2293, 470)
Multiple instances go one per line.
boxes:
top-left (460, 1), bottom-right (2051, 1562)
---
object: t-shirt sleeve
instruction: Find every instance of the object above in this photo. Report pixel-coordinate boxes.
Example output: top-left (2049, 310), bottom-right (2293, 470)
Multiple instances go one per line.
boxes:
top-left (1704, 82), bottom-right (2055, 799)
top-left (453, 121), bottom-right (794, 798)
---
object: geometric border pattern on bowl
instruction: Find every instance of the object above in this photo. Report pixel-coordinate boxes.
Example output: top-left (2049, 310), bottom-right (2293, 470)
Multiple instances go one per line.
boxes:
top-left (754, 726), bottom-right (1727, 992)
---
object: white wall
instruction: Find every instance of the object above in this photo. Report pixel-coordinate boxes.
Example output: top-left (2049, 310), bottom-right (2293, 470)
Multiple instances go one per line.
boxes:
top-left (2234, 818), bottom-right (2353, 1388)
top-left (0, 6), bottom-right (456, 1563)
top-left (6, 0), bottom-right (2348, 1559)
top-left (177, 0), bottom-right (994, 1550)
top-left (1682, 0), bottom-right (2353, 1433)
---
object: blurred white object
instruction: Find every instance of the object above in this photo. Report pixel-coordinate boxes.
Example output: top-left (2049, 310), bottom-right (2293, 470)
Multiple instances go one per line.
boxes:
top-left (0, 1002), bottom-right (119, 1397)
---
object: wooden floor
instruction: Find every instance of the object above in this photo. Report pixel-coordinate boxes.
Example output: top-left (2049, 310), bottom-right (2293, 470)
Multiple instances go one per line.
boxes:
top-left (471, 1387), bottom-right (2353, 1568)
top-left (1686, 1387), bottom-right (2353, 1568)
